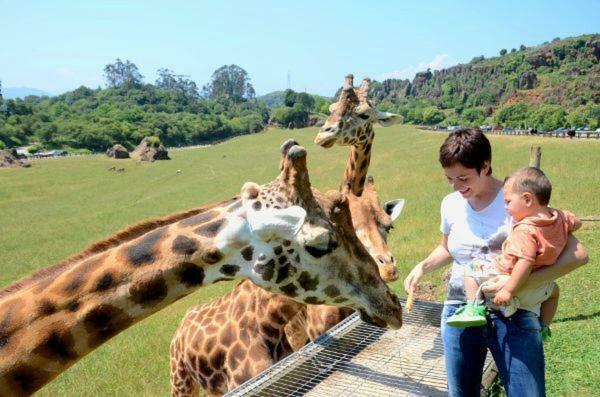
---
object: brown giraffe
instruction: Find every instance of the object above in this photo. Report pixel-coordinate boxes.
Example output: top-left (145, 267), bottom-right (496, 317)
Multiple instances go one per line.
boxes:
top-left (294, 74), bottom-right (405, 343)
top-left (168, 178), bottom-right (404, 397)
top-left (0, 140), bottom-right (402, 396)
top-left (315, 74), bottom-right (403, 196)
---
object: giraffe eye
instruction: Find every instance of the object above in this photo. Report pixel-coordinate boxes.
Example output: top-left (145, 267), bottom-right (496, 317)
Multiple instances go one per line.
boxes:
top-left (358, 114), bottom-right (370, 120)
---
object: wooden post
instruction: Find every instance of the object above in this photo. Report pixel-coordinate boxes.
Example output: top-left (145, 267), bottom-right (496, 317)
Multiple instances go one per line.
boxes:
top-left (529, 146), bottom-right (541, 168)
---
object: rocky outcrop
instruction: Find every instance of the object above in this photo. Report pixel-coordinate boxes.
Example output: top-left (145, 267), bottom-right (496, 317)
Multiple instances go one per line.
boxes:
top-left (106, 144), bottom-right (130, 159)
top-left (518, 71), bottom-right (538, 89)
top-left (0, 149), bottom-right (31, 168)
top-left (131, 137), bottom-right (170, 162)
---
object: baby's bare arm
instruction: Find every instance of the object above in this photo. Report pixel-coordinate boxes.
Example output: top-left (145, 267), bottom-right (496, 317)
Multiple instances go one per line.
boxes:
top-left (502, 258), bottom-right (534, 295)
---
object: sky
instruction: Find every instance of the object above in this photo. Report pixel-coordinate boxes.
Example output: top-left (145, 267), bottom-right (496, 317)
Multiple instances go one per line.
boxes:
top-left (1, 0), bottom-right (598, 97)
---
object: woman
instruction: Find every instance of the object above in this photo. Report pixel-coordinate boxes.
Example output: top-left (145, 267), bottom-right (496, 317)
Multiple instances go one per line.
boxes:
top-left (404, 127), bottom-right (588, 397)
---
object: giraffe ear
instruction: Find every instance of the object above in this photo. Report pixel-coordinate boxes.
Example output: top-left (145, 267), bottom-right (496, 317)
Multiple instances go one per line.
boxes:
top-left (376, 112), bottom-right (403, 127)
top-left (245, 204), bottom-right (307, 241)
top-left (383, 199), bottom-right (405, 223)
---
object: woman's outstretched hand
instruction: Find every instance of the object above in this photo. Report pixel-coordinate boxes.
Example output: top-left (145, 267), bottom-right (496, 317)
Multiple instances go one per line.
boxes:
top-left (404, 263), bottom-right (424, 294)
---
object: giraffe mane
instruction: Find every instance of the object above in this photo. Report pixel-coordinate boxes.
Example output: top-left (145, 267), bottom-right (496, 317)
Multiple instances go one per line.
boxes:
top-left (0, 196), bottom-right (239, 299)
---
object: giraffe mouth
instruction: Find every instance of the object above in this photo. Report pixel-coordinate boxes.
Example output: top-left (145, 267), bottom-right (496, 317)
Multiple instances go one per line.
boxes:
top-left (314, 131), bottom-right (337, 148)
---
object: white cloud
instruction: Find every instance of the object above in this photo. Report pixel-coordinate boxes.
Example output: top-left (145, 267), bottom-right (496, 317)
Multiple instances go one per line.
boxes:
top-left (379, 54), bottom-right (456, 81)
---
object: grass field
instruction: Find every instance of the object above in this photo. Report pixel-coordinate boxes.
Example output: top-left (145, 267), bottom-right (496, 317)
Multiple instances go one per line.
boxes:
top-left (1, 125), bottom-right (598, 396)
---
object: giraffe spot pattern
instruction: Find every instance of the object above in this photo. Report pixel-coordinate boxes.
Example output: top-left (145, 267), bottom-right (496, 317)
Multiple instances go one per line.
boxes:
top-left (252, 201), bottom-right (262, 211)
top-left (255, 259), bottom-right (275, 281)
top-left (32, 330), bottom-right (77, 364)
top-left (200, 247), bottom-right (224, 264)
top-left (5, 364), bottom-right (54, 395)
top-left (241, 246), bottom-right (253, 261)
top-left (304, 296), bottom-right (326, 305)
top-left (219, 264), bottom-right (240, 277)
top-left (64, 255), bottom-right (104, 293)
top-left (172, 235), bottom-right (199, 255)
top-left (129, 277), bottom-right (168, 307)
top-left (83, 305), bottom-right (133, 348)
top-left (94, 273), bottom-right (114, 292)
top-left (175, 262), bottom-right (205, 287)
top-left (279, 283), bottom-right (298, 297)
top-left (195, 219), bottom-right (226, 238)
top-left (38, 300), bottom-right (57, 316)
top-left (126, 228), bottom-right (165, 267)
top-left (298, 271), bottom-right (319, 291)
top-left (178, 211), bottom-right (219, 227)
top-left (323, 285), bottom-right (341, 298)
top-left (275, 263), bottom-right (292, 283)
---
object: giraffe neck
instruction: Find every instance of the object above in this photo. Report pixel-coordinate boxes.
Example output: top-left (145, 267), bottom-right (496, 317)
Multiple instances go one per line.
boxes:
top-left (341, 125), bottom-right (374, 196)
top-left (0, 199), bottom-right (247, 395)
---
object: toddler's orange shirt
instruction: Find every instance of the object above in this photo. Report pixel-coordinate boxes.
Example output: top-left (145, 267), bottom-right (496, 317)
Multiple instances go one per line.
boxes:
top-left (494, 209), bottom-right (578, 273)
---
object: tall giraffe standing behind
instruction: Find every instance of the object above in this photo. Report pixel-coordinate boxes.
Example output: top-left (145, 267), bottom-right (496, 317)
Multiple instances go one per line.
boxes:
top-left (297, 74), bottom-right (405, 341)
top-left (0, 140), bottom-right (402, 396)
top-left (169, 177), bottom-right (404, 397)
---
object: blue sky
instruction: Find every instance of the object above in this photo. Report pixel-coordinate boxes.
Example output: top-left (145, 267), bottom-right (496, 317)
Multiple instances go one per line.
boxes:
top-left (1, 0), bottom-right (598, 96)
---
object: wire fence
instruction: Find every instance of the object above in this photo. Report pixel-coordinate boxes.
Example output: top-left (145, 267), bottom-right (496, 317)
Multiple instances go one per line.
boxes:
top-left (226, 300), bottom-right (494, 397)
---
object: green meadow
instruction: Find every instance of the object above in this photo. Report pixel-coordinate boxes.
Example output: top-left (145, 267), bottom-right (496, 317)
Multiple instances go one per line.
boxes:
top-left (1, 125), bottom-right (598, 396)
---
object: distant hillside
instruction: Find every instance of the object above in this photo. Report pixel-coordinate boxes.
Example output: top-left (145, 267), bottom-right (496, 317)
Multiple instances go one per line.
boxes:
top-left (2, 87), bottom-right (53, 99)
top-left (257, 91), bottom-right (286, 107)
top-left (370, 34), bottom-right (599, 129)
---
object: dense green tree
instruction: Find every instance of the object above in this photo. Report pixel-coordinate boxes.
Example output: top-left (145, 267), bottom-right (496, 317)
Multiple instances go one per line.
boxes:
top-left (528, 105), bottom-right (565, 130)
top-left (500, 49), bottom-right (507, 56)
top-left (156, 68), bottom-right (199, 99)
top-left (202, 65), bottom-right (255, 102)
top-left (104, 59), bottom-right (144, 88)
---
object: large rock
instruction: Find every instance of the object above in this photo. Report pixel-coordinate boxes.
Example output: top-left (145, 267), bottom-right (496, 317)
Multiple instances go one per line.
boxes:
top-left (106, 144), bottom-right (130, 159)
top-left (131, 137), bottom-right (170, 162)
top-left (308, 115), bottom-right (325, 127)
top-left (0, 149), bottom-right (31, 168)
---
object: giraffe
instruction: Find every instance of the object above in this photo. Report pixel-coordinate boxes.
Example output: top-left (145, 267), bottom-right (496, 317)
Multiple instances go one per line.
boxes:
top-left (314, 74), bottom-right (403, 196)
top-left (168, 177), bottom-right (405, 397)
top-left (0, 140), bottom-right (403, 396)
top-left (295, 74), bottom-right (405, 342)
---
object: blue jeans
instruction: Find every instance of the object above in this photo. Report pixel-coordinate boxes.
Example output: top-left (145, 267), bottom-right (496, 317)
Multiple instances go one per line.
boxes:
top-left (441, 304), bottom-right (545, 397)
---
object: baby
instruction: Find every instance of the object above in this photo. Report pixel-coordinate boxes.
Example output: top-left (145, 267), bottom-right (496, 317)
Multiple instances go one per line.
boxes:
top-left (447, 167), bottom-right (581, 338)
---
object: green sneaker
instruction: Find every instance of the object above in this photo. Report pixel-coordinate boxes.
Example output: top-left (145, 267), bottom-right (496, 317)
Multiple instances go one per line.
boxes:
top-left (446, 303), bottom-right (488, 327)
top-left (541, 323), bottom-right (552, 341)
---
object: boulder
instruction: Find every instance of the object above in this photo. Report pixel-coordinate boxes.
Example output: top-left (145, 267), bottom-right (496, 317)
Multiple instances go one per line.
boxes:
top-left (106, 144), bottom-right (130, 159)
top-left (131, 137), bottom-right (170, 162)
top-left (308, 115), bottom-right (325, 127)
top-left (0, 149), bottom-right (31, 168)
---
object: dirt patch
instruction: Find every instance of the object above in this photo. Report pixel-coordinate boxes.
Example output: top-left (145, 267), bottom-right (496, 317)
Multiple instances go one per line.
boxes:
top-left (0, 149), bottom-right (31, 168)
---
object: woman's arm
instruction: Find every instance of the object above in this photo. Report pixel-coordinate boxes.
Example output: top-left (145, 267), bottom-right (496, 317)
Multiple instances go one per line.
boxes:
top-left (404, 235), bottom-right (453, 293)
top-left (483, 234), bottom-right (589, 294)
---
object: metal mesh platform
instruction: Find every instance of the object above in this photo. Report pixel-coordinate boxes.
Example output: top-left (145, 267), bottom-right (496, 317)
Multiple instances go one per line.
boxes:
top-left (226, 300), bottom-right (494, 397)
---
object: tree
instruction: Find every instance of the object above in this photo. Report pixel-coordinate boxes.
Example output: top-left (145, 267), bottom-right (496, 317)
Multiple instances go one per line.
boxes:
top-left (510, 48), bottom-right (517, 53)
top-left (519, 44), bottom-right (526, 51)
top-left (104, 59), bottom-right (144, 88)
top-left (202, 65), bottom-right (255, 102)
top-left (155, 68), bottom-right (199, 99)
top-left (500, 49), bottom-right (507, 56)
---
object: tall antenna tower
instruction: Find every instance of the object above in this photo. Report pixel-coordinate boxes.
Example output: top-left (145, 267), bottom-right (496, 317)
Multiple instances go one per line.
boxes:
top-left (287, 71), bottom-right (291, 90)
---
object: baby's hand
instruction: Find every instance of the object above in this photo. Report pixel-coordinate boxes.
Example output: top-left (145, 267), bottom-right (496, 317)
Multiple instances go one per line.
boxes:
top-left (493, 289), bottom-right (512, 306)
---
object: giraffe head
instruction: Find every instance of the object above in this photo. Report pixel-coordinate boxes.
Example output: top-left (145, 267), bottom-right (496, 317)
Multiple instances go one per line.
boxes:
top-left (236, 140), bottom-right (402, 329)
top-left (315, 74), bottom-right (403, 148)
top-left (343, 177), bottom-right (405, 282)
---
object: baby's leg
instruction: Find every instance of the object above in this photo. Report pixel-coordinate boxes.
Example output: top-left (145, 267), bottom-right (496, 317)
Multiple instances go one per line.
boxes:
top-left (540, 284), bottom-right (560, 325)
top-left (464, 276), bottom-right (480, 302)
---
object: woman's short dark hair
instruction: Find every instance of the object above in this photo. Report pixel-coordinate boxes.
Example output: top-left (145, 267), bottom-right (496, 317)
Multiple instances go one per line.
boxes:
top-left (439, 127), bottom-right (492, 175)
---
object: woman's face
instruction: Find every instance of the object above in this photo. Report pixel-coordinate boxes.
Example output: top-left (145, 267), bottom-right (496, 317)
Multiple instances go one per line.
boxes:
top-left (443, 162), bottom-right (490, 199)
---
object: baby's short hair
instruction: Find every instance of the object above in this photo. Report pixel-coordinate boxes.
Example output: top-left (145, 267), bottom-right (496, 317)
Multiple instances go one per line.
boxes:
top-left (505, 167), bottom-right (552, 205)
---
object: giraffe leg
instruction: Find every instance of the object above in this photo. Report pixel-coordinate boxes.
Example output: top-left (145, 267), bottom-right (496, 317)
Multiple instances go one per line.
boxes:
top-left (170, 339), bottom-right (200, 397)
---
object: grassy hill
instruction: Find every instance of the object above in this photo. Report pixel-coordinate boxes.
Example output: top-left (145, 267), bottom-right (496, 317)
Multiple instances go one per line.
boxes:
top-left (1, 126), bottom-right (598, 396)
top-left (371, 34), bottom-right (599, 129)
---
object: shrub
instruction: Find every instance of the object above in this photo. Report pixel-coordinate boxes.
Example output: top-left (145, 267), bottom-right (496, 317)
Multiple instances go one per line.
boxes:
top-left (147, 135), bottom-right (161, 148)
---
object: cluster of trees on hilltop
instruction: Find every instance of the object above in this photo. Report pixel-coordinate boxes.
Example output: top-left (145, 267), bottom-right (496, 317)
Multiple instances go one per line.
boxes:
top-left (268, 89), bottom-right (331, 128)
top-left (0, 61), bottom-right (268, 152)
top-left (371, 34), bottom-right (600, 130)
